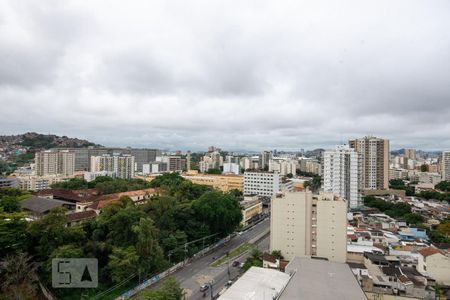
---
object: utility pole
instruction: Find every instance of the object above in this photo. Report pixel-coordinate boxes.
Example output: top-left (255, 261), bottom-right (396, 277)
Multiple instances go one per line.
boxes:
top-left (209, 281), bottom-right (214, 300)
top-left (226, 251), bottom-right (230, 281)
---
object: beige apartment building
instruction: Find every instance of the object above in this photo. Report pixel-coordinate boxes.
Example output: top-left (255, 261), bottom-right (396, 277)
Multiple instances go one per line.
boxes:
top-left (35, 150), bottom-right (75, 177)
top-left (241, 198), bottom-right (263, 226)
top-left (270, 191), bottom-right (347, 263)
top-left (349, 136), bottom-right (389, 190)
top-left (442, 151), bottom-right (450, 181)
top-left (404, 148), bottom-right (416, 160)
top-left (417, 247), bottom-right (450, 286)
top-left (182, 171), bottom-right (243, 192)
top-left (16, 175), bottom-right (70, 191)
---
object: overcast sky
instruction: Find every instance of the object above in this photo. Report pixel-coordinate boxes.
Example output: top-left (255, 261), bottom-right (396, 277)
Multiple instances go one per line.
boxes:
top-left (1, 1), bottom-right (449, 151)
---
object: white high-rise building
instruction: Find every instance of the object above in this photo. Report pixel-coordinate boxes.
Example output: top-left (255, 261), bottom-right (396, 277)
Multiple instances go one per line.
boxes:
top-left (270, 191), bottom-right (347, 263)
top-left (442, 151), bottom-right (450, 181)
top-left (244, 171), bottom-right (280, 196)
top-left (323, 145), bottom-right (361, 208)
top-left (223, 163), bottom-right (240, 175)
top-left (90, 154), bottom-right (135, 179)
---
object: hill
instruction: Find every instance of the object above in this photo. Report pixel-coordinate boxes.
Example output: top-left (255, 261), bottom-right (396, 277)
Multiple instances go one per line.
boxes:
top-left (0, 132), bottom-right (102, 150)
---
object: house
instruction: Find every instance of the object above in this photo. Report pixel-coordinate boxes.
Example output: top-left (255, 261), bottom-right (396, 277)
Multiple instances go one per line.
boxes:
top-left (66, 210), bottom-right (98, 227)
top-left (417, 247), bottom-right (450, 286)
top-left (21, 196), bottom-right (75, 219)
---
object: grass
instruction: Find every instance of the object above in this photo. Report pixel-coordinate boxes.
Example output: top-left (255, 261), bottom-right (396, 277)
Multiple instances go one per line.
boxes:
top-left (211, 243), bottom-right (254, 267)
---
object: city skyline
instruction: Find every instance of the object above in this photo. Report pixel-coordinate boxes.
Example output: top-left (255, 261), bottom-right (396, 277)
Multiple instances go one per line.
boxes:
top-left (1, 1), bottom-right (450, 150)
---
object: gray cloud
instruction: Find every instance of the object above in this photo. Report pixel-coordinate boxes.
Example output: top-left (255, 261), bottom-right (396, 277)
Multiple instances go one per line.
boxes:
top-left (0, 0), bottom-right (449, 151)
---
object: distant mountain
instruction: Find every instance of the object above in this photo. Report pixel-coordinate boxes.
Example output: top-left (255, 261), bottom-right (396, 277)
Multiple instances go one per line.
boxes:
top-left (0, 132), bottom-right (102, 151)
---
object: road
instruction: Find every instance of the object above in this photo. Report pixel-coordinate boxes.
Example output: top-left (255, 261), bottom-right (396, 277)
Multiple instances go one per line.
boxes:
top-left (152, 218), bottom-right (270, 300)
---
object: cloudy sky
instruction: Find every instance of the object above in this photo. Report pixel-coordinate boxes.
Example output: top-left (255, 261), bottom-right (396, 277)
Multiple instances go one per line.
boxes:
top-left (1, 1), bottom-right (449, 151)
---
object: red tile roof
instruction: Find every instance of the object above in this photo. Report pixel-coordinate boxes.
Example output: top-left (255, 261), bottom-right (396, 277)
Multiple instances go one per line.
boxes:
top-left (66, 210), bottom-right (97, 223)
top-left (419, 247), bottom-right (442, 257)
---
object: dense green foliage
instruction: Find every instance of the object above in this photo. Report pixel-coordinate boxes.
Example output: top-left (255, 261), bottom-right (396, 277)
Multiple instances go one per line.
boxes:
top-left (435, 181), bottom-right (450, 192)
top-left (389, 179), bottom-right (415, 196)
top-left (364, 196), bottom-right (414, 220)
top-left (137, 277), bottom-right (183, 300)
top-left (51, 176), bottom-right (153, 195)
top-left (0, 174), bottom-right (242, 298)
top-left (420, 164), bottom-right (429, 172)
top-left (242, 249), bottom-right (263, 271)
top-left (206, 168), bottom-right (222, 174)
top-left (416, 190), bottom-right (450, 201)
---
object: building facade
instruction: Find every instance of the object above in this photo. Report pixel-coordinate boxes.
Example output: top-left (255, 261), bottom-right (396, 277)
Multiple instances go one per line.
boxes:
top-left (35, 150), bottom-right (75, 177)
top-left (349, 136), bottom-right (389, 190)
top-left (442, 151), bottom-right (450, 181)
top-left (323, 145), bottom-right (361, 208)
top-left (182, 171), bottom-right (243, 192)
top-left (90, 154), bottom-right (135, 179)
top-left (52, 148), bottom-right (161, 172)
top-left (270, 191), bottom-right (347, 262)
top-left (244, 171), bottom-right (280, 197)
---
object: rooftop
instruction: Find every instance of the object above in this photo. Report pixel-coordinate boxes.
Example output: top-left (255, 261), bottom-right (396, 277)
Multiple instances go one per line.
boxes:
top-left (219, 267), bottom-right (290, 300)
top-left (21, 196), bottom-right (74, 214)
top-left (280, 257), bottom-right (366, 300)
top-left (419, 247), bottom-right (443, 257)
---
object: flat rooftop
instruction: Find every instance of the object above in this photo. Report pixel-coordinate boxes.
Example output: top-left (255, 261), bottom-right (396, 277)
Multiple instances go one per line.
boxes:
top-left (279, 257), bottom-right (367, 300)
top-left (219, 267), bottom-right (290, 300)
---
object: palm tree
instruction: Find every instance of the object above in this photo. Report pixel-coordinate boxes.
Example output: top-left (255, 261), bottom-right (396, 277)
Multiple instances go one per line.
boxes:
top-left (0, 252), bottom-right (39, 300)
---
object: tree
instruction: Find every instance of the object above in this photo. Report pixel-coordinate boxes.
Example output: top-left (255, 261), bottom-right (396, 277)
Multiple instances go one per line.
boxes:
top-left (420, 164), bottom-right (429, 172)
top-left (192, 191), bottom-right (242, 237)
top-left (132, 217), bottom-right (166, 276)
top-left (27, 207), bottom-right (86, 260)
top-left (243, 249), bottom-right (263, 271)
top-left (435, 181), bottom-right (450, 192)
top-left (403, 213), bottom-right (424, 225)
top-left (51, 177), bottom-right (88, 189)
top-left (437, 218), bottom-right (450, 236)
top-left (286, 173), bottom-right (294, 179)
top-left (108, 246), bottom-right (139, 283)
top-left (0, 252), bottom-right (39, 300)
top-left (271, 250), bottom-right (284, 259)
top-left (206, 168), bottom-right (221, 174)
top-left (96, 198), bottom-right (146, 246)
top-left (0, 211), bottom-right (28, 258)
top-left (137, 277), bottom-right (183, 300)
top-left (0, 196), bottom-right (21, 213)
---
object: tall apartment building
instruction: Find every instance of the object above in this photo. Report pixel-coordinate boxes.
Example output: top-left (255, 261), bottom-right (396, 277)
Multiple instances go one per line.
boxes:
top-left (244, 171), bottom-right (280, 197)
top-left (90, 154), bottom-right (135, 179)
top-left (259, 151), bottom-right (273, 170)
top-left (269, 159), bottom-right (297, 176)
top-left (442, 151), bottom-right (450, 181)
top-left (298, 158), bottom-right (321, 175)
top-left (404, 148), bottom-right (416, 160)
top-left (323, 145), bottom-right (361, 208)
top-left (349, 136), bottom-right (389, 190)
top-left (52, 148), bottom-right (160, 172)
top-left (156, 156), bottom-right (183, 172)
top-left (270, 191), bottom-right (347, 263)
top-left (35, 150), bottom-right (75, 176)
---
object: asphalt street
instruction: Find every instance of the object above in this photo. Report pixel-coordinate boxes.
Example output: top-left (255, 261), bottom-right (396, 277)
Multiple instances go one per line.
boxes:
top-left (151, 218), bottom-right (270, 300)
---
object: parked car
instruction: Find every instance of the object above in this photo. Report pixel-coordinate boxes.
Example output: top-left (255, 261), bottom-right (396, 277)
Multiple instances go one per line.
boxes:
top-left (240, 262), bottom-right (244, 268)
top-left (232, 261), bottom-right (240, 267)
top-left (200, 284), bottom-right (209, 292)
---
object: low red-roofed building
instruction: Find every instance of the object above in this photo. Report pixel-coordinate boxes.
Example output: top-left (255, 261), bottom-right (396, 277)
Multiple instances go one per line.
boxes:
top-left (417, 247), bottom-right (450, 285)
